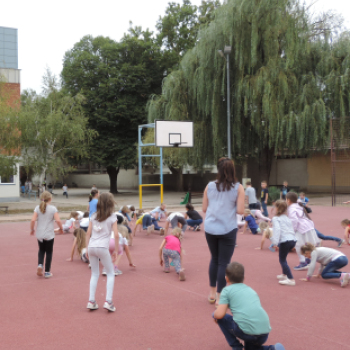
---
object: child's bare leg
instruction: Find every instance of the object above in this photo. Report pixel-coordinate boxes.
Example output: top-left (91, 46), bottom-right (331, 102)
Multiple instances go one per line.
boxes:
top-left (256, 233), bottom-right (267, 250)
top-left (114, 254), bottom-right (122, 267)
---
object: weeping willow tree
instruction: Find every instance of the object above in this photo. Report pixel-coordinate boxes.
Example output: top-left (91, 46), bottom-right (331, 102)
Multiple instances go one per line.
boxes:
top-left (147, 0), bottom-right (350, 182)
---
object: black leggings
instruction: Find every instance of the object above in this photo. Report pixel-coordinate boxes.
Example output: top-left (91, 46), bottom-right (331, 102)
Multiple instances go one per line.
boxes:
top-left (205, 229), bottom-right (237, 293)
top-left (37, 239), bottom-right (54, 272)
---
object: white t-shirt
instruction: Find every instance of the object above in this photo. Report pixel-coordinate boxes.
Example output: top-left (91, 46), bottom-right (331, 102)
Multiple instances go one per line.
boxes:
top-left (34, 204), bottom-right (58, 242)
top-left (62, 186), bottom-right (68, 192)
top-left (76, 211), bottom-right (84, 220)
top-left (167, 212), bottom-right (184, 221)
top-left (80, 217), bottom-right (90, 228)
top-left (88, 214), bottom-right (118, 249)
top-left (63, 218), bottom-right (76, 230)
top-left (110, 232), bottom-right (128, 247)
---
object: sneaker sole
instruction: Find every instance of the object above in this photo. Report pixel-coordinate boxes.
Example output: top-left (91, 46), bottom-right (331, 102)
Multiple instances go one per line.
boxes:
top-left (44, 273), bottom-right (53, 279)
top-left (278, 281), bottom-right (295, 286)
top-left (87, 304), bottom-right (99, 310)
top-left (37, 266), bottom-right (43, 276)
top-left (338, 240), bottom-right (344, 248)
top-left (341, 274), bottom-right (350, 287)
top-left (104, 305), bottom-right (116, 312)
top-left (179, 270), bottom-right (186, 281)
top-left (294, 266), bottom-right (309, 271)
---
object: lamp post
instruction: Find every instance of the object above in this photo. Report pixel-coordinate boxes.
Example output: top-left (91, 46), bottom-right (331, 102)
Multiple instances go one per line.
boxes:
top-left (218, 46), bottom-right (232, 159)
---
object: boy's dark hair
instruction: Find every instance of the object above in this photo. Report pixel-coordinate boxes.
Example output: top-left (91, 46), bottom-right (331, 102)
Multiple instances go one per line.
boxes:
top-left (246, 181), bottom-right (251, 186)
top-left (226, 262), bottom-right (244, 283)
top-left (186, 203), bottom-right (194, 211)
top-left (83, 211), bottom-right (89, 218)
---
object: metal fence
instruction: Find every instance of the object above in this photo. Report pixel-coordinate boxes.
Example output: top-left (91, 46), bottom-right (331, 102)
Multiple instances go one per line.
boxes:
top-left (331, 118), bottom-right (350, 206)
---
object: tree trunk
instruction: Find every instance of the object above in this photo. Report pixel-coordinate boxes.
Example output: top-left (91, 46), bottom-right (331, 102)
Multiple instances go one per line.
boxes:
top-left (259, 146), bottom-right (275, 187)
top-left (169, 166), bottom-right (184, 192)
top-left (106, 166), bottom-right (120, 194)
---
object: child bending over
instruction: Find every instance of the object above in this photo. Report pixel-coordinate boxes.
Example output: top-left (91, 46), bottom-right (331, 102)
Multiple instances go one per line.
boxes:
top-left (213, 262), bottom-right (285, 350)
top-left (67, 228), bottom-right (89, 263)
top-left (242, 209), bottom-right (260, 234)
top-left (159, 228), bottom-right (185, 281)
top-left (164, 212), bottom-right (188, 235)
top-left (184, 203), bottom-right (203, 231)
top-left (300, 243), bottom-right (350, 287)
top-left (55, 211), bottom-right (79, 233)
top-left (255, 222), bottom-right (274, 250)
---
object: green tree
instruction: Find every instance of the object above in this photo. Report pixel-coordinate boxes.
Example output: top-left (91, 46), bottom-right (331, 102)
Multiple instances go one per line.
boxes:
top-left (148, 0), bottom-right (350, 182)
top-left (156, 0), bottom-right (221, 70)
top-left (19, 70), bottom-right (96, 182)
top-left (61, 28), bottom-right (165, 193)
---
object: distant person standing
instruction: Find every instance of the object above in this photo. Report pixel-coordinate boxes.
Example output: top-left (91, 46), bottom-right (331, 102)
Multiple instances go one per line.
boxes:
top-left (42, 178), bottom-right (46, 190)
top-left (62, 184), bottom-right (69, 198)
top-left (48, 183), bottom-right (53, 194)
top-left (260, 181), bottom-right (269, 217)
top-left (280, 181), bottom-right (290, 200)
top-left (88, 190), bottom-right (99, 218)
top-left (203, 158), bottom-right (244, 306)
top-left (245, 182), bottom-right (260, 210)
top-left (91, 184), bottom-right (97, 191)
top-left (28, 180), bottom-right (32, 192)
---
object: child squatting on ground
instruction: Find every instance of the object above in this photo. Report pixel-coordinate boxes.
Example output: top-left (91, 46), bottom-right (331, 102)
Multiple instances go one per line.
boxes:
top-left (54, 211), bottom-right (79, 233)
top-left (299, 243), bottom-right (350, 287)
top-left (270, 200), bottom-right (297, 286)
top-left (213, 262), bottom-right (285, 350)
top-left (31, 191), bottom-right (63, 279)
top-left (159, 228), bottom-right (186, 281)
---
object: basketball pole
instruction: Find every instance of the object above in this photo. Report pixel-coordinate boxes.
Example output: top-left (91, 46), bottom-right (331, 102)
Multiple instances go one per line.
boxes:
top-left (138, 123), bottom-right (163, 209)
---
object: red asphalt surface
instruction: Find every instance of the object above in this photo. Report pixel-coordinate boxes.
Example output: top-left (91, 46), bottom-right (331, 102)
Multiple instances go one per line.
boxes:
top-left (1, 206), bottom-right (350, 350)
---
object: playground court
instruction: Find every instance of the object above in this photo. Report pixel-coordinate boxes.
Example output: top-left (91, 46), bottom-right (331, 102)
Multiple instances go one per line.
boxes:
top-left (0, 205), bottom-right (349, 349)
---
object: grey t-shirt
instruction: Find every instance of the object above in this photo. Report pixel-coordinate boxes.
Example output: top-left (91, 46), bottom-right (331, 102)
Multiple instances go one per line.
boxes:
top-left (88, 214), bottom-right (118, 249)
top-left (34, 204), bottom-right (58, 242)
top-left (245, 187), bottom-right (257, 204)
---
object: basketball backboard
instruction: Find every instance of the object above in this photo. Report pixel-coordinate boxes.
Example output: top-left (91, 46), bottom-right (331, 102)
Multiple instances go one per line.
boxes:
top-left (155, 120), bottom-right (194, 147)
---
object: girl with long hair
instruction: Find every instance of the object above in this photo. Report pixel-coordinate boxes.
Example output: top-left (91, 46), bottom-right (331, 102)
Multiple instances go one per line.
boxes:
top-left (30, 191), bottom-right (63, 278)
top-left (202, 158), bottom-right (244, 305)
top-left (270, 200), bottom-right (297, 286)
top-left (67, 228), bottom-right (89, 263)
top-left (286, 192), bottom-right (320, 271)
top-left (86, 192), bottom-right (118, 312)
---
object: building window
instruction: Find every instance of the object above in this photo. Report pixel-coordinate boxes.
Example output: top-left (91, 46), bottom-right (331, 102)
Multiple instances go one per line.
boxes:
top-left (0, 175), bottom-right (15, 184)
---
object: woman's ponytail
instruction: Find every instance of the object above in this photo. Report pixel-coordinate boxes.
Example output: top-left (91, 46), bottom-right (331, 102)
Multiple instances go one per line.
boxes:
top-left (89, 190), bottom-right (98, 202)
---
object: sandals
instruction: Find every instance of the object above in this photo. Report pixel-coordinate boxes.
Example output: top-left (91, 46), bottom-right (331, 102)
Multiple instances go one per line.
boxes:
top-left (208, 296), bottom-right (216, 304)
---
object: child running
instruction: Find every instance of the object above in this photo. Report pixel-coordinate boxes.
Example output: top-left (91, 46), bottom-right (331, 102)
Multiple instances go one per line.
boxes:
top-left (242, 209), bottom-right (260, 234)
top-left (86, 192), bottom-right (118, 312)
top-left (270, 200), bottom-right (297, 286)
top-left (159, 228), bottom-right (185, 281)
top-left (184, 203), bottom-right (203, 231)
top-left (300, 243), bottom-right (350, 287)
top-left (66, 228), bottom-right (89, 263)
top-left (341, 219), bottom-right (350, 245)
top-left (30, 191), bottom-right (63, 278)
top-left (286, 192), bottom-right (320, 271)
top-left (213, 262), bottom-right (285, 350)
top-left (55, 211), bottom-right (79, 233)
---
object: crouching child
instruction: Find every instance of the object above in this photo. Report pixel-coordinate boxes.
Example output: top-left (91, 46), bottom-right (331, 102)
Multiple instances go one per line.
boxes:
top-left (213, 262), bottom-right (285, 350)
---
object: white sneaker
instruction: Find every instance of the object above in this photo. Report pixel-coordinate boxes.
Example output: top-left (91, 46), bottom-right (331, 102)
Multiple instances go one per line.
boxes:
top-left (87, 301), bottom-right (98, 310)
top-left (102, 270), bottom-right (107, 276)
top-left (103, 301), bottom-right (116, 312)
top-left (340, 273), bottom-right (350, 287)
top-left (279, 279), bottom-right (296, 286)
top-left (114, 268), bottom-right (123, 276)
top-left (37, 264), bottom-right (43, 276)
top-left (277, 274), bottom-right (287, 280)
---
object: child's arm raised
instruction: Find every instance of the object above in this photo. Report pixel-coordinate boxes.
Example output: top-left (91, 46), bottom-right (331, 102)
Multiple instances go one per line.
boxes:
top-left (159, 239), bottom-right (166, 266)
top-left (67, 238), bottom-right (77, 262)
top-left (123, 245), bottom-right (136, 267)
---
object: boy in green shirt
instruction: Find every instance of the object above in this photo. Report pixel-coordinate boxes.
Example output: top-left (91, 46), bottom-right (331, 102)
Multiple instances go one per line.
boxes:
top-left (213, 262), bottom-right (285, 350)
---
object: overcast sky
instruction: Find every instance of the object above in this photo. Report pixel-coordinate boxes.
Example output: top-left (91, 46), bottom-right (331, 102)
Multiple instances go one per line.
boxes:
top-left (1, 0), bottom-right (349, 93)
